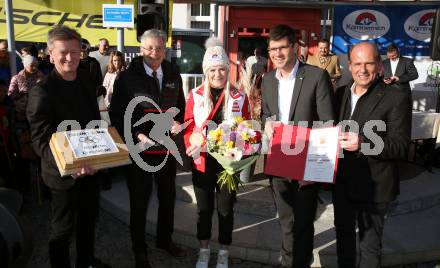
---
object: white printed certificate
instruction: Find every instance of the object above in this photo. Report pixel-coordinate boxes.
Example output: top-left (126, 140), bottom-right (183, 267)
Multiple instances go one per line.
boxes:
top-left (303, 127), bottom-right (340, 183)
top-left (65, 128), bottom-right (119, 159)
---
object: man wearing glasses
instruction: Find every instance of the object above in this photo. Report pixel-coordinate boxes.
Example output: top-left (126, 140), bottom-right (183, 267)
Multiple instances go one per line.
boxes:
top-left (261, 24), bottom-right (335, 268)
top-left (110, 29), bottom-right (186, 268)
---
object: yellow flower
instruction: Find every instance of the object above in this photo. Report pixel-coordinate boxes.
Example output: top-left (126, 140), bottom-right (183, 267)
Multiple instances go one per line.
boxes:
top-left (226, 141), bottom-right (235, 149)
top-left (241, 131), bottom-right (249, 141)
top-left (208, 128), bottom-right (224, 142)
top-left (208, 130), bottom-right (217, 141)
top-left (234, 116), bottom-right (244, 124)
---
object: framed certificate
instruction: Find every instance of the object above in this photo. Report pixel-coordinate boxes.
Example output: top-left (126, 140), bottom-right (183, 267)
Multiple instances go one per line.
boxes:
top-left (264, 125), bottom-right (340, 183)
top-left (49, 127), bottom-right (131, 176)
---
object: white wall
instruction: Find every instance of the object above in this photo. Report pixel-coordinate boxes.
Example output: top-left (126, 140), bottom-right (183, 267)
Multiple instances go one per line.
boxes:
top-left (172, 3), bottom-right (216, 32)
top-left (172, 4), bottom-right (190, 29)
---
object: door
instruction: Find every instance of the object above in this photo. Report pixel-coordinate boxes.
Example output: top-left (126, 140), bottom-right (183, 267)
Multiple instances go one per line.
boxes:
top-left (226, 6), bottom-right (321, 83)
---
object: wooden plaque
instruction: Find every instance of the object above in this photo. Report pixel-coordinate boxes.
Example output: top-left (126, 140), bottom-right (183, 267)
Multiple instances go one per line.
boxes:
top-left (49, 127), bottom-right (131, 176)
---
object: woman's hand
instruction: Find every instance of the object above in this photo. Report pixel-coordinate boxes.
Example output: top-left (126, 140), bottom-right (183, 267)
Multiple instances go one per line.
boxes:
top-left (186, 144), bottom-right (201, 159)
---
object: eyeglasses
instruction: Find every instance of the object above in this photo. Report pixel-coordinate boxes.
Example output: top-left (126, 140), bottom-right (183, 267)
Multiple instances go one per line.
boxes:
top-left (268, 44), bottom-right (292, 53)
top-left (141, 46), bottom-right (165, 52)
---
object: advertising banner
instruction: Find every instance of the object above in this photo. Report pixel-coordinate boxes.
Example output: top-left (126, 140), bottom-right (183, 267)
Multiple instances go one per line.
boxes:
top-left (333, 5), bottom-right (437, 56)
top-left (0, 0), bottom-right (138, 46)
top-left (333, 5), bottom-right (439, 111)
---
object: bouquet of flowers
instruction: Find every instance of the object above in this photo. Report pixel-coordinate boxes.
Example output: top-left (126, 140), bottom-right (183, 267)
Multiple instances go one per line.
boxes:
top-left (206, 116), bottom-right (262, 192)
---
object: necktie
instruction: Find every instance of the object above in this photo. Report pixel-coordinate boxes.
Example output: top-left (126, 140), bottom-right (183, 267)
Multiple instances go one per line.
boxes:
top-left (319, 56), bottom-right (327, 66)
top-left (152, 71), bottom-right (160, 93)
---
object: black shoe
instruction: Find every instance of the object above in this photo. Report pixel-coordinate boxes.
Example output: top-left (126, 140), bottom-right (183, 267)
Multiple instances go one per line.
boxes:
top-left (135, 252), bottom-right (152, 268)
top-left (156, 242), bottom-right (187, 258)
top-left (76, 258), bottom-right (112, 268)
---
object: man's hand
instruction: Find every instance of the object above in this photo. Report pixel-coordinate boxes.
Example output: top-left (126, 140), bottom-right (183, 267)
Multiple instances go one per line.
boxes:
top-left (383, 76), bottom-right (399, 84)
top-left (339, 132), bottom-right (360, 151)
top-left (171, 120), bottom-right (181, 135)
top-left (298, 180), bottom-right (315, 188)
top-left (72, 165), bottom-right (96, 179)
top-left (383, 77), bottom-right (393, 84)
top-left (137, 133), bottom-right (155, 146)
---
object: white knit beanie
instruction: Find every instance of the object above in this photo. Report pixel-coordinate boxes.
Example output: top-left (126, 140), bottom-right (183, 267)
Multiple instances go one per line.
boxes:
top-left (22, 55), bottom-right (37, 67)
top-left (202, 37), bottom-right (229, 75)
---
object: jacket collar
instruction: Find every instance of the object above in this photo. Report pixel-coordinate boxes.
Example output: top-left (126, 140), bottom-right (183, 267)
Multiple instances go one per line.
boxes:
top-left (194, 84), bottom-right (241, 99)
top-left (340, 78), bottom-right (386, 125)
top-left (129, 56), bottom-right (171, 85)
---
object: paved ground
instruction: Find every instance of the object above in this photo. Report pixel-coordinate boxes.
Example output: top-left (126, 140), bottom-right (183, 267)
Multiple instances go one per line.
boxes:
top-left (22, 191), bottom-right (440, 268)
top-left (23, 195), bottom-right (280, 268)
top-left (19, 152), bottom-right (440, 268)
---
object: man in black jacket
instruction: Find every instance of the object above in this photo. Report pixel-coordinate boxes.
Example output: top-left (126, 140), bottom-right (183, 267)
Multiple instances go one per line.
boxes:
top-left (79, 38), bottom-right (103, 89)
top-left (26, 26), bottom-right (110, 268)
top-left (334, 42), bottom-right (411, 268)
top-left (383, 44), bottom-right (418, 92)
top-left (109, 29), bottom-right (186, 268)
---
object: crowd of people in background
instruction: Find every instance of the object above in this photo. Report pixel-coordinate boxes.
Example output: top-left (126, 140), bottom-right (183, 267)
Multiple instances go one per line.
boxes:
top-left (0, 36), bottom-right (127, 196)
top-left (0, 22), bottom-right (424, 268)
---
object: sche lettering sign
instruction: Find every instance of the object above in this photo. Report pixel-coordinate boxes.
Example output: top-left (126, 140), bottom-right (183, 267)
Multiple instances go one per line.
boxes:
top-left (0, 8), bottom-right (106, 29)
top-left (342, 9), bottom-right (390, 40)
top-left (0, 0), bottom-right (139, 46)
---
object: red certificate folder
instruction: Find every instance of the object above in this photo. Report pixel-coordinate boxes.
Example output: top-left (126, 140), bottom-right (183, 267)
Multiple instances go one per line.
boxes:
top-left (264, 124), bottom-right (340, 183)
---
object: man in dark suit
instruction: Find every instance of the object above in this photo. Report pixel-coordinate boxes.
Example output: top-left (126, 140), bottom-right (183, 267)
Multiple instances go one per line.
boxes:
top-left (26, 26), bottom-right (110, 268)
top-left (382, 44), bottom-right (418, 92)
top-left (110, 29), bottom-right (186, 268)
top-left (334, 42), bottom-right (411, 268)
top-left (261, 24), bottom-right (335, 268)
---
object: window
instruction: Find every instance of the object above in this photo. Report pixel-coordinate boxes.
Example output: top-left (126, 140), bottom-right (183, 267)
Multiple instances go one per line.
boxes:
top-left (191, 3), bottom-right (210, 16)
top-left (190, 21), bottom-right (210, 29)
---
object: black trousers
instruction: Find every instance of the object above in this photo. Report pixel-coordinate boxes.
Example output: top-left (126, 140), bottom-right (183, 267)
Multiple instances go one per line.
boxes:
top-left (333, 183), bottom-right (389, 268)
top-left (271, 178), bottom-right (318, 268)
top-left (126, 155), bottom-right (177, 254)
top-left (48, 175), bottom-right (100, 268)
top-left (192, 155), bottom-right (236, 245)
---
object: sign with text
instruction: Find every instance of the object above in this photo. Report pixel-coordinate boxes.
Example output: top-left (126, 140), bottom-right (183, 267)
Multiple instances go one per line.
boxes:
top-left (49, 127), bottom-right (131, 176)
top-left (102, 4), bottom-right (134, 28)
top-left (65, 128), bottom-right (119, 159)
top-left (332, 5), bottom-right (438, 56)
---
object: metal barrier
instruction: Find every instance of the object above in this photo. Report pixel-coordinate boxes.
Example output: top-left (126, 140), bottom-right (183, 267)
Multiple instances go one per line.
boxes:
top-left (181, 74), bottom-right (204, 100)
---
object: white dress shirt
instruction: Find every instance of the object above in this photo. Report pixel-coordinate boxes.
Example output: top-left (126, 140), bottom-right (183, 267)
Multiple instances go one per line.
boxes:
top-left (390, 58), bottom-right (399, 77)
top-left (350, 82), bottom-right (362, 117)
top-left (143, 62), bottom-right (163, 91)
top-left (276, 60), bottom-right (299, 124)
